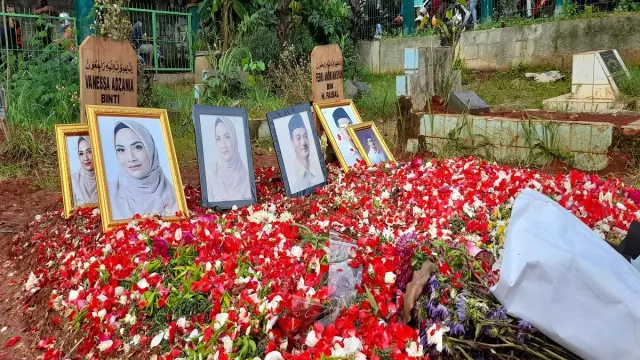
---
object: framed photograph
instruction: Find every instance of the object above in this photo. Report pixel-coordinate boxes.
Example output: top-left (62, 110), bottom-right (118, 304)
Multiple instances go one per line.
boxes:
top-left (347, 122), bottom-right (395, 166)
top-left (267, 103), bottom-right (327, 197)
top-left (55, 124), bottom-right (99, 218)
top-left (86, 105), bottom-right (189, 232)
top-left (313, 100), bottom-right (364, 171)
top-left (192, 105), bottom-right (257, 209)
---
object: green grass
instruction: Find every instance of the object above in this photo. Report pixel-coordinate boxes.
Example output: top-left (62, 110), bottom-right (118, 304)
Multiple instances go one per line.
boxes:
top-left (354, 73), bottom-right (398, 122)
top-left (464, 66), bottom-right (571, 110)
top-left (616, 67), bottom-right (640, 98)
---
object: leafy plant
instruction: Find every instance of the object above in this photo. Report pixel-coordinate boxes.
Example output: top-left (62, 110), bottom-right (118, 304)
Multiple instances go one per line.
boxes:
top-left (300, 0), bottom-right (351, 44)
top-left (615, 68), bottom-right (640, 99)
top-left (198, 0), bottom-right (248, 51)
top-left (241, 56), bottom-right (266, 87)
top-left (6, 46), bottom-right (80, 129)
top-left (520, 119), bottom-right (574, 166)
top-left (267, 45), bottom-right (312, 105)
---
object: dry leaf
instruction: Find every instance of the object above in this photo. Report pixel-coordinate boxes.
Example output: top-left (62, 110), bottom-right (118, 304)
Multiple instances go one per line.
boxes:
top-left (402, 260), bottom-right (437, 324)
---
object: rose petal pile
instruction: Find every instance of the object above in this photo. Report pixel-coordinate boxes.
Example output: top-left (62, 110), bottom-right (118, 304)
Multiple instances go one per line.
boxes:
top-left (17, 157), bottom-right (639, 359)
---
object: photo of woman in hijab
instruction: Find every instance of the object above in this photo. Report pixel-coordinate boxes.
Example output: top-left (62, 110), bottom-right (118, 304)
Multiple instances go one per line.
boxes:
top-left (206, 117), bottom-right (252, 202)
top-left (69, 136), bottom-right (98, 206)
top-left (193, 106), bottom-right (257, 209)
top-left (108, 120), bottom-right (178, 220)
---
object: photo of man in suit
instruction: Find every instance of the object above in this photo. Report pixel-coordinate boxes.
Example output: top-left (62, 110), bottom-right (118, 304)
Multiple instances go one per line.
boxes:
top-left (288, 113), bottom-right (322, 194)
top-left (366, 135), bottom-right (387, 165)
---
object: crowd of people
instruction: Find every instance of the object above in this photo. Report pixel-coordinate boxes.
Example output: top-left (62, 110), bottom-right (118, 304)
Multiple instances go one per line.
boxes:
top-left (0, 0), bottom-right (75, 53)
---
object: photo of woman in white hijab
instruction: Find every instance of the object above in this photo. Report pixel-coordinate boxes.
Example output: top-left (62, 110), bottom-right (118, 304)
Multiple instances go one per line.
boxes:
top-left (69, 136), bottom-right (98, 206)
top-left (206, 117), bottom-right (252, 201)
top-left (193, 105), bottom-right (257, 209)
top-left (108, 120), bottom-right (178, 220)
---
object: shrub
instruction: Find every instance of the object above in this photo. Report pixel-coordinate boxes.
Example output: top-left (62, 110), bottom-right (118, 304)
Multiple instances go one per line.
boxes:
top-left (237, 26), bottom-right (281, 66)
top-left (268, 45), bottom-right (312, 106)
top-left (7, 47), bottom-right (80, 129)
top-left (616, 68), bottom-right (640, 98)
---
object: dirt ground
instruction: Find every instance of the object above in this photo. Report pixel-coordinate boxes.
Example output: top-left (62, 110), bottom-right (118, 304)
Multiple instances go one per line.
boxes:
top-left (0, 148), bottom-right (636, 357)
top-left (424, 96), bottom-right (640, 127)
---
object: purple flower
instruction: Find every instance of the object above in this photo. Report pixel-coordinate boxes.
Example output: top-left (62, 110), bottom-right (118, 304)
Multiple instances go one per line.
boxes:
top-left (517, 320), bottom-right (534, 344)
top-left (486, 307), bottom-right (508, 321)
top-left (425, 298), bottom-right (436, 315)
top-left (484, 307), bottom-right (508, 336)
top-left (455, 293), bottom-right (466, 322)
top-left (430, 304), bottom-right (450, 322)
top-left (449, 322), bottom-right (466, 336)
top-left (427, 275), bottom-right (440, 294)
top-left (152, 237), bottom-right (169, 259)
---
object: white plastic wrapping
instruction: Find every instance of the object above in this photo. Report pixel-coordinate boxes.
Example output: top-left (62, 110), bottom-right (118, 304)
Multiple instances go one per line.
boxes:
top-left (491, 189), bottom-right (640, 360)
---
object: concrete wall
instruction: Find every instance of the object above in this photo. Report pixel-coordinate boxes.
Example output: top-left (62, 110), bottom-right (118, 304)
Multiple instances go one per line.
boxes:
top-left (357, 13), bottom-right (640, 73)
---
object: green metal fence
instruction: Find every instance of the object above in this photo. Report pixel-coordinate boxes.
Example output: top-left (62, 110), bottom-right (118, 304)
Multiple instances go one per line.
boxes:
top-left (0, 6), bottom-right (193, 72)
top-left (124, 6), bottom-right (193, 72)
top-left (0, 9), bottom-right (77, 58)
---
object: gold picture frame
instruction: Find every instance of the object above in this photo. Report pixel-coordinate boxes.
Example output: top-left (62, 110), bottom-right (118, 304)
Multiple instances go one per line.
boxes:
top-left (86, 105), bottom-right (189, 232)
top-left (313, 100), bottom-right (365, 172)
top-left (55, 124), bottom-right (98, 218)
top-left (347, 122), bottom-right (395, 166)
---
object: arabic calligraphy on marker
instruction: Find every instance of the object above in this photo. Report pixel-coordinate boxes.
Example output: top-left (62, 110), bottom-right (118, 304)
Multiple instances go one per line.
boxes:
top-left (315, 60), bottom-right (343, 70)
top-left (84, 60), bottom-right (134, 74)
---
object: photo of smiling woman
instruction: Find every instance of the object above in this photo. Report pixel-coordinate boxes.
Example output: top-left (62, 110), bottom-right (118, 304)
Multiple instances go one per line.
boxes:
top-left (193, 106), bottom-right (257, 209)
top-left (69, 136), bottom-right (98, 206)
top-left (108, 120), bottom-right (178, 220)
top-left (206, 117), bottom-right (252, 202)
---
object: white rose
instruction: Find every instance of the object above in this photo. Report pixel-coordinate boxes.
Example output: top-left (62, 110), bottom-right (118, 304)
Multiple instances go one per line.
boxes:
top-left (384, 272), bottom-right (396, 284)
top-left (264, 351), bottom-right (284, 360)
top-left (406, 341), bottom-right (424, 357)
top-left (305, 329), bottom-right (320, 348)
top-left (290, 246), bottom-right (303, 259)
top-left (221, 336), bottom-right (233, 353)
top-left (98, 340), bottom-right (113, 352)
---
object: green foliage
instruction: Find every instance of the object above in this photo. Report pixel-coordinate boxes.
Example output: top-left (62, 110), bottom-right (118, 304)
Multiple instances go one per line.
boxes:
top-left (300, 0), bottom-right (351, 44)
top-left (0, 125), bottom-right (48, 164)
top-left (464, 67), bottom-right (570, 110)
top-left (615, 68), bottom-right (640, 98)
top-left (6, 47), bottom-right (79, 129)
top-left (267, 45), bottom-right (312, 106)
top-left (236, 26), bottom-right (281, 65)
top-left (520, 119), bottom-right (574, 166)
top-left (284, 22), bottom-right (317, 60)
top-left (560, 0), bottom-right (579, 18)
top-left (617, 0), bottom-right (640, 11)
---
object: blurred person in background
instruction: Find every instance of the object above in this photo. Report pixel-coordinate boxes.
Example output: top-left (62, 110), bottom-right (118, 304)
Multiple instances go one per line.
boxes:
top-left (34, 0), bottom-right (59, 46)
top-left (1, 4), bottom-right (22, 50)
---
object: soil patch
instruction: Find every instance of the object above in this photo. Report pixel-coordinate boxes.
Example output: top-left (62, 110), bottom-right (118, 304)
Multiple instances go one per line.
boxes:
top-left (421, 96), bottom-right (640, 128)
top-left (481, 110), bottom-right (640, 127)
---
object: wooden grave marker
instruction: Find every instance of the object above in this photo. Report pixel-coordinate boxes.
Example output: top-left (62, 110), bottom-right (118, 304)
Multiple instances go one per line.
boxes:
top-left (79, 36), bottom-right (138, 122)
top-left (311, 44), bottom-right (344, 104)
top-left (310, 44), bottom-right (344, 132)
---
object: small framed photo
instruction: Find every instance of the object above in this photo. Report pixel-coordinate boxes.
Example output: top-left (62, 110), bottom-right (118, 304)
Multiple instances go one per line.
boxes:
top-left (267, 103), bottom-right (327, 197)
top-left (55, 124), bottom-right (99, 218)
top-left (86, 105), bottom-right (189, 232)
top-left (192, 105), bottom-right (257, 209)
top-left (314, 100), bottom-right (364, 171)
top-left (347, 122), bottom-right (395, 166)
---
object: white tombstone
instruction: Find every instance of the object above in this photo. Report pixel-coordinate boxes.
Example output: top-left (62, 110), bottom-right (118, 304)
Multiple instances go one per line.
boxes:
top-left (543, 49), bottom-right (631, 113)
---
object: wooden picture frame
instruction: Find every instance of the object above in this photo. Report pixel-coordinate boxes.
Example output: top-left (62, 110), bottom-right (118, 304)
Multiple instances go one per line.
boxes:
top-left (192, 105), bottom-right (257, 209)
top-left (347, 122), bottom-right (395, 166)
top-left (313, 100), bottom-right (365, 171)
top-left (54, 124), bottom-right (99, 218)
top-left (86, 105), bottom-right (189, 232)
top-left (267, 103), bottom-right (328, 197)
